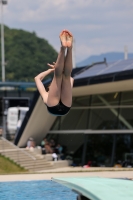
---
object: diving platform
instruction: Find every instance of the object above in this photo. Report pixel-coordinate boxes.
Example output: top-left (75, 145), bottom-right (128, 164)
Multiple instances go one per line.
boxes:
top-left (52, 177), bottom-right (133, 200)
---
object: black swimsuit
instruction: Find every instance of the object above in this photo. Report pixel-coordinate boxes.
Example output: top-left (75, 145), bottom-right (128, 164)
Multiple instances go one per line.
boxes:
top-left (47, 100), bottom-right (70, 116)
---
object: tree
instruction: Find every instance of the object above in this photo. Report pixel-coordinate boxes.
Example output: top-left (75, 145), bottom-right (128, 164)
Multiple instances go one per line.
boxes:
top-left (0, 25), bottom-right (58, 81)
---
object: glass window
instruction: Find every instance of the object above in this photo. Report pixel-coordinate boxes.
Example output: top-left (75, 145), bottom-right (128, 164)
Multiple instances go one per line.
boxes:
top-left (72, 96), bottom-right (91, 107)
top-left (89, 108), bottom-right (118, 130)
top-left (57, 133), bottom-right (84, 153)
top-left (0, 91), bottom-right (5, 97)
top-left (74, 134), bottom-right (113, 166)
top-left (6, 91), bottom-right (19, 97)
top-left (51, 91), bottom-right (133, 131)
top-left (91, 93), bottom-right (120, 106)
top-left (47, 133), bottom-right (84, 154)
top-left (60, 109), bottom-right (89, 130)
top-left (118, 108), bottom-right (133, 129)
top-left (121, 91), bottom-right (133, 105)
top-left (115, 134), bottom-right (133, 162)
top-left (51, 117), bottom-right (61, 130)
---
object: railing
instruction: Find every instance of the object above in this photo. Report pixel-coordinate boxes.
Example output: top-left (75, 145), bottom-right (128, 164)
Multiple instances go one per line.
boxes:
top-left (0, 137), bottom-right (36, 170)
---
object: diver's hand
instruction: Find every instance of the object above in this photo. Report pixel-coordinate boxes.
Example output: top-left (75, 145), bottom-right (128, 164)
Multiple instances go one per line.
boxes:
top-left (47, 62), bottom-right (56, 69)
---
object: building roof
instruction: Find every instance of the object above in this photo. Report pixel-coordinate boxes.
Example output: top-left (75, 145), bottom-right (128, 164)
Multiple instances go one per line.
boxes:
top-left (74, 59), bottom-right (133, 79)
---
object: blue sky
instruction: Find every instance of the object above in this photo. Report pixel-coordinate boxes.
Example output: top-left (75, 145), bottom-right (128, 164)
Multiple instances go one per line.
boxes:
top-left (3, 0), bottom-right (133, 62)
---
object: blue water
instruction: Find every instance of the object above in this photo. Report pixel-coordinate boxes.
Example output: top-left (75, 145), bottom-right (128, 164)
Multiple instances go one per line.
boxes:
top-left (0, 180), bottom-right (77, 200)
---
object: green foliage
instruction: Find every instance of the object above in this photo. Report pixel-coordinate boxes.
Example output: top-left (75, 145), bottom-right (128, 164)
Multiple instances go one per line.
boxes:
top-left (0, 25), bottom-right (58, 81)
top-left (0, 154), bottom-right (27, 174)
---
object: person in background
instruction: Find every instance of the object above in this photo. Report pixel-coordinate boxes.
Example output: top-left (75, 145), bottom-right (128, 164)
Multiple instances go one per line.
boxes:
top-left (26, 137), bottom-right (35, 149)
top-left (41, 137), bottom-right (48, 154)
top-left (45, 141), bottom-right (53, 154)
top-left (41, 137), bottom-right (48, 148)
top-left (56, 143), bottom-right (65, 159)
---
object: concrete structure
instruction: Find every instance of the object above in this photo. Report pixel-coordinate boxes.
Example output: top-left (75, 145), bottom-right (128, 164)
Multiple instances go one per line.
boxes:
top-left (0, 137), bottom-right (70, 171)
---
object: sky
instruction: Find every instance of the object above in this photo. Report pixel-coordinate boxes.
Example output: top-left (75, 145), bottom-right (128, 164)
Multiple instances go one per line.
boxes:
top-left (2, 0), bottom-right (133, 63)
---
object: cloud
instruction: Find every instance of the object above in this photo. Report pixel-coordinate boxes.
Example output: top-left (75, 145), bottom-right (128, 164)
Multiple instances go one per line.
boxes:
top-left (6, 0), bottom-right (133, 23)
top-left (2, 0), bottom-right (133, 62)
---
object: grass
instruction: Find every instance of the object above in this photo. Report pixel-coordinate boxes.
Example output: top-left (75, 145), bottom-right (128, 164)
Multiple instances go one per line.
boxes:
top-left (0, 155), bottom-right (27, 174)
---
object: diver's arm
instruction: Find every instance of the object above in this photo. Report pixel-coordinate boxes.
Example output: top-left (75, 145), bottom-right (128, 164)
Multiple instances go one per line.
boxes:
top-left (34, 69), bottom-right (54, 103)
top-left (34, 69), bottom-right (54, 81)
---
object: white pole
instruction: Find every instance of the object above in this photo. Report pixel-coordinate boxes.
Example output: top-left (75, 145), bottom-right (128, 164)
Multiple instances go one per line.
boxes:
top-left (124, 45), bottom-right (128, 60)
top-left (1, 0), bottom-right (5, 82)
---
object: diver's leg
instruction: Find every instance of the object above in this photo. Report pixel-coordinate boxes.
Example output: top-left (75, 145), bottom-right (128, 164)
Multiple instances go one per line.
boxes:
top-left (47, 31), bottom-right (67, 106)
top-left (61, 31), bottom-right (74, 107)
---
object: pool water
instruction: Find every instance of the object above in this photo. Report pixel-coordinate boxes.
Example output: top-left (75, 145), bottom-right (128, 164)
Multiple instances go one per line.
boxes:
top-left (0, 180), bottom-right (77, 200)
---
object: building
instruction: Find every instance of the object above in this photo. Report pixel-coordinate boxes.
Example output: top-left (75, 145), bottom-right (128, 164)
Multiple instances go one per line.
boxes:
top-left (15, 58), bottom-right (133, 167)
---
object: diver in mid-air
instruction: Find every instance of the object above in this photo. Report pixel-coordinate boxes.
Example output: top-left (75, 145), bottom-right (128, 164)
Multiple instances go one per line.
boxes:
top-left (34, 29), bottom-right (74, 116)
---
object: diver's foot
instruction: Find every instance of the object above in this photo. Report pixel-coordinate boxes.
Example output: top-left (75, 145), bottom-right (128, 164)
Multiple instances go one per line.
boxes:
top-left (59, 30), bottom-right (67, 48)
top-left (66, 30), bottom-right (73, 48)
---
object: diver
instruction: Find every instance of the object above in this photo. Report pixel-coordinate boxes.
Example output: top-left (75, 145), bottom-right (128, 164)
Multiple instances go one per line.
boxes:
top-left (34, 29), bottom-right (74, 116)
